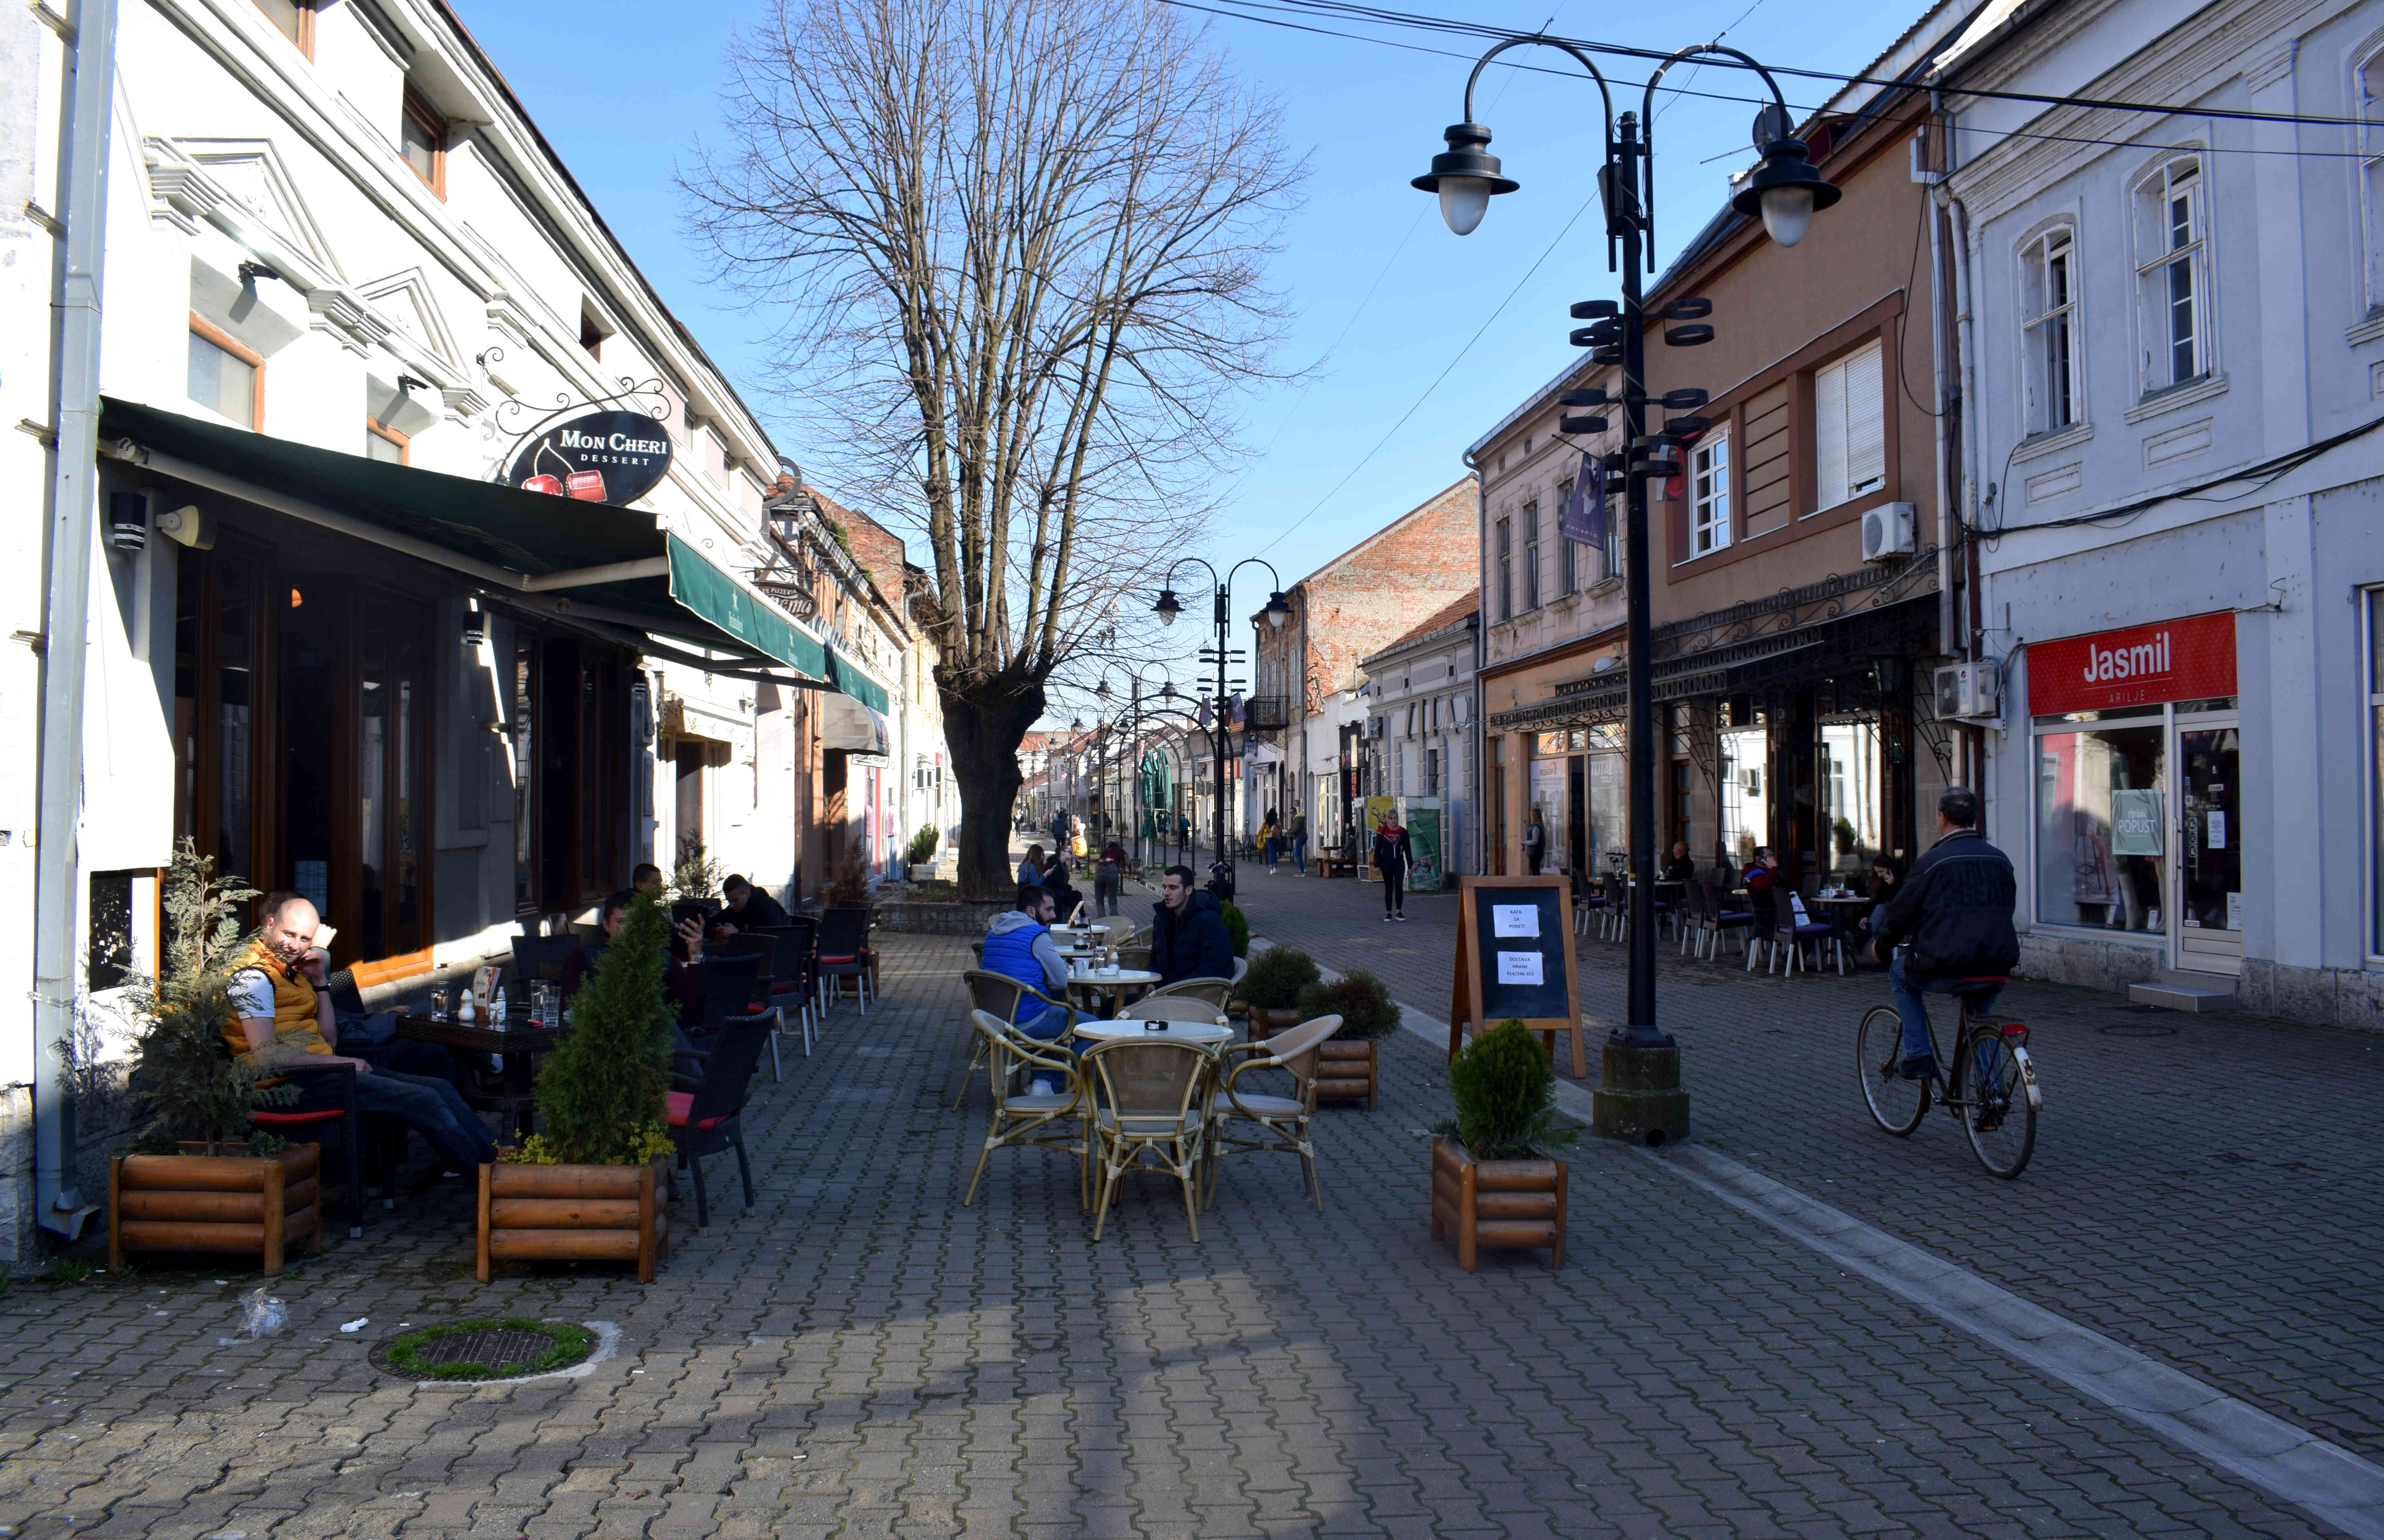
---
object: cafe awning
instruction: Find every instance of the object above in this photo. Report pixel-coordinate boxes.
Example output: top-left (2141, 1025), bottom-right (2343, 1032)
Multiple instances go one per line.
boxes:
top-left (96, 396), bottom-right (862, 693)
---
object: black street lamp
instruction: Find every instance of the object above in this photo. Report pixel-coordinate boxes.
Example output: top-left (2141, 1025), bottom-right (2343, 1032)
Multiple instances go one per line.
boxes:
top-left (1412, 35), bottom-right (1836, 1143)
top-left (1154, 557), bottom-right (1289, 890)
top-left (1089, 664), bottom-right (1176, 867)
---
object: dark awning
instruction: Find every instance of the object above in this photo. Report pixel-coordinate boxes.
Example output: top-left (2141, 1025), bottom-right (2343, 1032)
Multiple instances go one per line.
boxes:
top-left (97, 397), bottom-right (857, 690)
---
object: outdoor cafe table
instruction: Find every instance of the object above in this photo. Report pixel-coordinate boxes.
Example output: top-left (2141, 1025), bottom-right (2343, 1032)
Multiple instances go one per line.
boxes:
top-left (1063, 968), bottom-right (1162, 1013)
top-left (397, 1011), bottom-right (559, 1141)
top-left (1810, 893), bottom-right (1873, 944)
top-left (1070, 1018), bottom-right (1233, 1048)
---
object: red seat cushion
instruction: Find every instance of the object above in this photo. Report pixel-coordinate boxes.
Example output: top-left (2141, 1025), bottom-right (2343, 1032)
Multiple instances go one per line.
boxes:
top-left (817, 954), bottom-right (858, 965)
top-left (741, 1002), bottom-right (770, 1014)
top-left (664, 1091), bottom-right (727, 1131)
top-left (250, 1110), bottom-right (345, 1126)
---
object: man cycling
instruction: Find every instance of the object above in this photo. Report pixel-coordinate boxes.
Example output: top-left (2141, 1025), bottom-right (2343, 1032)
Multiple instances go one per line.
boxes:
top-left (1871, 787), bottom-right (2019, 1083)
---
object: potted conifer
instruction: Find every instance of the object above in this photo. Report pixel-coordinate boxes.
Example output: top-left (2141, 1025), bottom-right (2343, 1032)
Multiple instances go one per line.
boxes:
top-left (479, 891), bottom-right (675, 1283)
top-left (1430, 1019), bottom-right (1574, 1271)
top-left (1291, 969), bottom-right (1397, 1109)
top-left (109, 843), bottom-right (323, 1277)
top-left (1233, 946), bottom-right (1320, 1033)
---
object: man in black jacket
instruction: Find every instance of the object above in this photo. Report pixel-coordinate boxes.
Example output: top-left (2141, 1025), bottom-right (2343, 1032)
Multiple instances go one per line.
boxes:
top-left (1152, 864), bottom-right (1234, 984)
top-left (1873, 787), bottom-right (2019, 1080)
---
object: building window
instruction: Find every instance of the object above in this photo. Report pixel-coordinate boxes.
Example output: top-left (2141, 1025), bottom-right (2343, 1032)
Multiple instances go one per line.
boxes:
top-left (1426, 747), bottom-right (1441, 795)
top-left (2035, 716), bottom-right (2166, 932)
top-left (1690, 429), bottom-right (1732, 555)
top-left (401, 89), bottom-right (447, 195)
top-left (1522, 500), bottom-right (1541, 610)
top-left (365, 421), bottom-right (408, 464)
top-left (252, 0), bottom-right (313, 52)
top-left (580, 309), bottom-right (606, 359)
top-left (2021, 228), bottom-right (2080, 435)
top-left (2135, 156), bottom-right (2207, 393)
top-left (2369, 590), bottom-right (2384, 954)
top-left (1559, 480), bottom-right (1579, 594)
top-left (1812, 340), bottom-right (1885, 510)
top-left (188, 318), bottom-right (261, 428)
top-left (1495, 517), bottom-right (1512, 620)
top-left (2363, 58), bottom-right (2384, 313)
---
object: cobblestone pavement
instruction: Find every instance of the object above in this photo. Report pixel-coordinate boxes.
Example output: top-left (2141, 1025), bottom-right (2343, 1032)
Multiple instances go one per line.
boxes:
top-left (0, 874), bottom-right (2363, 1538)
top-left (1212, 855), bottom-right (2384, 1466)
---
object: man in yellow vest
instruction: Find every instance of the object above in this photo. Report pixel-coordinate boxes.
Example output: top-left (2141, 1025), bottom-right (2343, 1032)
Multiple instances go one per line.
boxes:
top-left (228, 894), bottom-right (497, 1174)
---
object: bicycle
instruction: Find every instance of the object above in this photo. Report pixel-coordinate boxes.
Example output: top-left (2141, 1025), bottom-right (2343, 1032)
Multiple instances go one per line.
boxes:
top-left (1856, 964), bottom-right (2041, 1178)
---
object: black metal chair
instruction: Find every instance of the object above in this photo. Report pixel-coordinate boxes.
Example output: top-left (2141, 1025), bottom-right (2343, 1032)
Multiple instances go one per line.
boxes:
top-left (238, 1056), bottom-right (393, 1240)
top-left (815, 907), bottom-right (874, 1019)
top-left (667, 1009), bottom-right (775, 1228)
top-left (1705, 869), bottom-right (1757, 962)
top-left (750, 920), bottom-right (819, 1052)
top-left (1765, 887), bottom-right (1844, 976)
top-left (508, 934), bottom-right (576, 986)
top-left (711, 934), bottom-right (795, 1078)
top-left (691, 954), bottom-right (765, 1047)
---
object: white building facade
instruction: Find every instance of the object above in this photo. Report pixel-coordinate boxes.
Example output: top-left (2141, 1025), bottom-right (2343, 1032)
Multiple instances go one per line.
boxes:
top-left (1356, 595), bottom-right (1480, 886)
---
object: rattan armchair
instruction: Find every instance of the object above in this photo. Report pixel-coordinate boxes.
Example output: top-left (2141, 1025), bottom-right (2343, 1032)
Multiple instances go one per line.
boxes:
top-left (1205, 1014), bottom-right (1340, 1212)
top-left (1118, 996), bottom-right (1230, 1025)
top-left (957, 971), bottom-right (1076, 1109)
top-left (961, 1009), bottom-right (1092, 1208)
top-left (1139, 977), bottom-right (1233, 1011)
top-left (1083, 1037), bottom-right (1212, 1241)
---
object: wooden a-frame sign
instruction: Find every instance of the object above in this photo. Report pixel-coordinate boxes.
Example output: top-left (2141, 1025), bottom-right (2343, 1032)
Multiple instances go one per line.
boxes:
top-left (1447, 875), bottom-right (1587, 1078)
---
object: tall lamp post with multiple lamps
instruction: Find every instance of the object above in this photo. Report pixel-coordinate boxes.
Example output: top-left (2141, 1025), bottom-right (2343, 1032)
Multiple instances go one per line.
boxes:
top-left (1093, 668), bottom-right (1180, 867)
top-left (1152, 558), bottom-right (1293, 888)
top-left (1411, 35), bottom-right (1838, 1141)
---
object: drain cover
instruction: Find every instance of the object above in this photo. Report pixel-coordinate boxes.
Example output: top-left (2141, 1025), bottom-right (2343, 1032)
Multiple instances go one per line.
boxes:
top-left (2099, 1021), bottom-right (2180, 1037)
top-left (371, 1318), bottom-right (592, 1380)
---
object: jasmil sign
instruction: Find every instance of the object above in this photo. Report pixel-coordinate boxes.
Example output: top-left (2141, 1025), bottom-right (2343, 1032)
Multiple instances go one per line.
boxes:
top-left (505, 409), bottom-right (674, 505)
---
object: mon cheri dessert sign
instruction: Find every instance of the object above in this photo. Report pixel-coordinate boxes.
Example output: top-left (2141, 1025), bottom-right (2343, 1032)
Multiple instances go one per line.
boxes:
top-left (2027, 612), bottom-right (2236, 717)
top-left (505, 409), bottom-right (673, 505)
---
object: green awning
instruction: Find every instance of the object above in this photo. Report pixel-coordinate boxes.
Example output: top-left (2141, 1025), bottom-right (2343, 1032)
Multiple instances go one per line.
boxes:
top-left (99, 396), bottom-right (859, 690)
top-left (824, 646), bottom-right (892, 715)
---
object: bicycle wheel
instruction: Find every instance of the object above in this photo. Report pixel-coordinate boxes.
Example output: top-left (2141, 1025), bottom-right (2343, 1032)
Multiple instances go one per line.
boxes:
top-left (1960, 1027), bottom-right (2037, 1178)
top-left (1857, 1005), bottom-right (1926, 1135)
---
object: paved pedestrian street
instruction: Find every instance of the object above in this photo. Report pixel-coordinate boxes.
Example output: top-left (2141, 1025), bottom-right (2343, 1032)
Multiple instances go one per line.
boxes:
top-left (2, 875), bottom-right (2379, 1539)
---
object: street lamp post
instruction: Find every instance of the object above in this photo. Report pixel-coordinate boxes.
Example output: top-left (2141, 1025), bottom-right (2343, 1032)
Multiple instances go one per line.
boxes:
top-left (1411, 36), bottom-right (1836, 1141)
top-left (1153, 559), bottom-right (1292, 888)
top-left (1093, 669), bottom-right (1178, 867)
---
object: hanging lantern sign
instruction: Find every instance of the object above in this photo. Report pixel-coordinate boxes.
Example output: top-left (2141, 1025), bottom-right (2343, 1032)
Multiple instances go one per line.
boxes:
top-left (505, 409), bottom-right (673, 505)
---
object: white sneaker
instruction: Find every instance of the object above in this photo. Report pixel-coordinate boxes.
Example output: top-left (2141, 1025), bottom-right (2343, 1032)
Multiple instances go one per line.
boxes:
top-left (1028, 1076), bottom-right (1061, 1097)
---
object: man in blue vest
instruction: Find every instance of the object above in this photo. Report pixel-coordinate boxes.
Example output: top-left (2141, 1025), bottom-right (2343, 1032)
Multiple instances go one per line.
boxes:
top-left (982, 885), bottom-right (1076, 1091)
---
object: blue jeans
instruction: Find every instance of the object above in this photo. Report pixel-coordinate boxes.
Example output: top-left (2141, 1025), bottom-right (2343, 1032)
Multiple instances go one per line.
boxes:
top-left (1292, 835), bottom-right (1307, 873)
top-left (292, 1065), bottom-right (499, 1173)
top-left (1889, 952), bottom-right (2001, 1069)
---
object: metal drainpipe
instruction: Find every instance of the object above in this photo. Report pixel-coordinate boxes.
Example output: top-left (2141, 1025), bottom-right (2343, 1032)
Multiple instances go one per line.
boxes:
top-left (34, 0), bottom-right (123, 1239)
top-left (1914, 127), bottom-right (1957, 672)
top-left (1946, 185), bottom-right (1985, 785)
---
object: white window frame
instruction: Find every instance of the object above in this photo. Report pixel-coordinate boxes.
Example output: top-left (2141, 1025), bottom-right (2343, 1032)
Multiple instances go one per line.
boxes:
top-left (2134, 154), bottom-right (2211, 394)
top-left (1495, 517), bottom-right (1512, 621)
top-left (1690, 428), bottom-right (1733, 555)
top-left (2362, 52), bottom-right (2384, 314)
top-left (2021, 225), bottom-right (2082, 436)
top-left (1522, 499), bottom-right (1541, 610)
top-left (1811, 340), bottom-right (1885, 511)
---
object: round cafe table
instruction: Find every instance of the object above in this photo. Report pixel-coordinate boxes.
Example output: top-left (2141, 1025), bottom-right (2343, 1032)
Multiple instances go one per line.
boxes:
top-left (1063, 968), bottom-right (1162, 1013)
top-left (1071, 1017), bottom-right (1233, 1048)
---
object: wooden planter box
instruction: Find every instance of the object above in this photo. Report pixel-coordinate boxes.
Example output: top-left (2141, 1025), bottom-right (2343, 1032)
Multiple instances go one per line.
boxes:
top-left (1242, 1005), bottom-right (1301, 1033)
top-left (1429, 1137), bottom-right (1566, 1272)
top-left (477, 1159), bottom-right (669, 1283)
top-left (1267, 1031), bottom-right (1378, 1110)
top-left (110, 1143), bottom-right (322, 1277)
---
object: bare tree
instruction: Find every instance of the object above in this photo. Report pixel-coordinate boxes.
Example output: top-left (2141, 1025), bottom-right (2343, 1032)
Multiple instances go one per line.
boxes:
top-left (685, 0), bottom-right (1302, 896)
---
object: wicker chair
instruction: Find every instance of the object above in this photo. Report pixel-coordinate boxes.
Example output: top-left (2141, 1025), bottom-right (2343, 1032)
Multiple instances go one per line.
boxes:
top-left (957, 971), bottom-right (1076, 1109)
top-left (1205, 1014), bottom-right (1340, 1212)
top-left (1139, 977), bottom-right (1233, 1011)
top-left (1083, 1037), bottom-right (1212, 1241)
top-left (961, 1010), bottom-right (1092, 1208)
top-left (1120, 996), bottom-right (1229, 1025)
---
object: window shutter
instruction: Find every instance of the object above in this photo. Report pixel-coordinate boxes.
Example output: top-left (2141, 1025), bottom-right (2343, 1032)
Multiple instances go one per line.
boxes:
top-left (1844, 341), bottom-right (1885, 496)
top-left (1814, 356), bottom-right (1849, 509)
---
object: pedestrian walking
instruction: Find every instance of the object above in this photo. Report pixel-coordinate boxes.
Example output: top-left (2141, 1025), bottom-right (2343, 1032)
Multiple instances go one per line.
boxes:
top-left (1287, 806), bottom-right (1308, 874)
top-left (1260, 808), bottom-right (1279, 873)
top-left (1372, 812), bottom-right (1413, 922)
top-left (1095, 841), bottom-right (1125, 918)
top-left (1523, 808), bottom-right (1547, 875)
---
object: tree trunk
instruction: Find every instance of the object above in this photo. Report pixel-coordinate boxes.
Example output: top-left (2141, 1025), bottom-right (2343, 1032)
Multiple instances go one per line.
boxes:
top-left (941, 672), bottom-right (1046, 900)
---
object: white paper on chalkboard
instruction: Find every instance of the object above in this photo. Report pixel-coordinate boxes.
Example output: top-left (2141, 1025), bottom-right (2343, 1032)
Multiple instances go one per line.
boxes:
top-left (1495, 950), bottom-right (1544, 986)
top-left (1492, 904), bottom-right (1540, 938)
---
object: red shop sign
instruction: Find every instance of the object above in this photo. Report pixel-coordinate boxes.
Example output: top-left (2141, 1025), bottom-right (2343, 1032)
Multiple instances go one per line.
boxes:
top-left (2027, 612), bottom-right (2236, 716)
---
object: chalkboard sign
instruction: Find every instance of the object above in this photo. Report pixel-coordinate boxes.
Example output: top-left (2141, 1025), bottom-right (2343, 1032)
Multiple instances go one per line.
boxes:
top-left (1447, 875), bottom-right (1585, 1077)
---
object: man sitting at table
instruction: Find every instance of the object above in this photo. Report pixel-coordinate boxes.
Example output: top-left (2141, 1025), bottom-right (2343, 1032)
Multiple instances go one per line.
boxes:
top-left (982, 885), bottom-right (1076, 1094)
top-left (564, 889), bottom-right (711, 1060)
top-left (1663, 842), bottom-right (1698, 883)
top-left (1151, 864), bottom-right (1233, 985)
top-left (227, 894), bottom-right (498, 1175)
top-left (709, 874), bottom-right (788, 936)
top-left (632, 863), bottom-right (664, 897)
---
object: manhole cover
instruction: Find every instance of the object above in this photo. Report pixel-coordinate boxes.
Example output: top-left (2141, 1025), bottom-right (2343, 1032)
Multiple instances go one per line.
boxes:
top-left (2099, 1021), bottom-right (2180, 1037)
top-left (370, 1318), bottom-right (592, 1380)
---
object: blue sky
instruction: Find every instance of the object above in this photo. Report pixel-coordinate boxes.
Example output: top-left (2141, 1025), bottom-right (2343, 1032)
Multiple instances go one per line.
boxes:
top-left (454, 0), bottom-right (1923, 675)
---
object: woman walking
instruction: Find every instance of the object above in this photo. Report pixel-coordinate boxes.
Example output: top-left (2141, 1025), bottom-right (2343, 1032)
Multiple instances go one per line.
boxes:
top-left (1372, 812), bottom-right (1413, 922)
top-left (1260, 808), bottom-right (1279, 873)
top-left (1094, 841), bottom-right (1126, 918)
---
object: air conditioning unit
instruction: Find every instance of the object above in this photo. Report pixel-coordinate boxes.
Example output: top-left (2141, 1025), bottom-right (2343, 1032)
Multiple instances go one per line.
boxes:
top-left (1860, 500), bottom-right (1917, 562)
top-left (1933, 660), bottom-right (2000, 721)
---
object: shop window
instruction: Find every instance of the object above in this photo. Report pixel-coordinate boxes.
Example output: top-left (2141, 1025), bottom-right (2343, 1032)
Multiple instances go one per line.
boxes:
top-left (1820, 721), bottom-right (1882, 875)
top-left (1720, 721), bottom-right (1768, 865)
top-left (1494, 517), bottom-right (1512, 620)
top-left (88, 870), bottom-right (159, 993)
top-left (188, 319), bottom-right (261, 429)
top-left (2021, 227), bottom-right (2080, 436)
top-left (1691, 429), bottom-right (1732, 555)
top-left (172, 547), bottom-right (265, 887)
top-left (2134, 155), bottom-right (2207, 393)
top-left (400, 88), bottom-right (447, 196)
top-left (252, 0), bottom-right (313, 53)
top-left (1812, 340), bottom-right (1884, 511)
top-left (2369, 590), bottom-right (2384, 954)
top-left (365, 421), bottom-right (407, 464)
top-left (1490, 736), bottom-right (1508, 875)
top-left (1522, 501), bottom-right (1541, 610)
top-left (2034, 717), bottom-right (2166, 933)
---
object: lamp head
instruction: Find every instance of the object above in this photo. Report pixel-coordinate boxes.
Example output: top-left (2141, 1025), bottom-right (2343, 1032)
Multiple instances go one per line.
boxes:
top-left (1095, 679), bottom-right (1113, 700)
top-left (1153, 588), bottom-right (1182, 627)
top-left (1731, 138), bottom-right (1840, 248)
top-left (1264, 591), bottom-right (1293, 629)
top-left (1411, 122), bottom-right (1519, 236)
